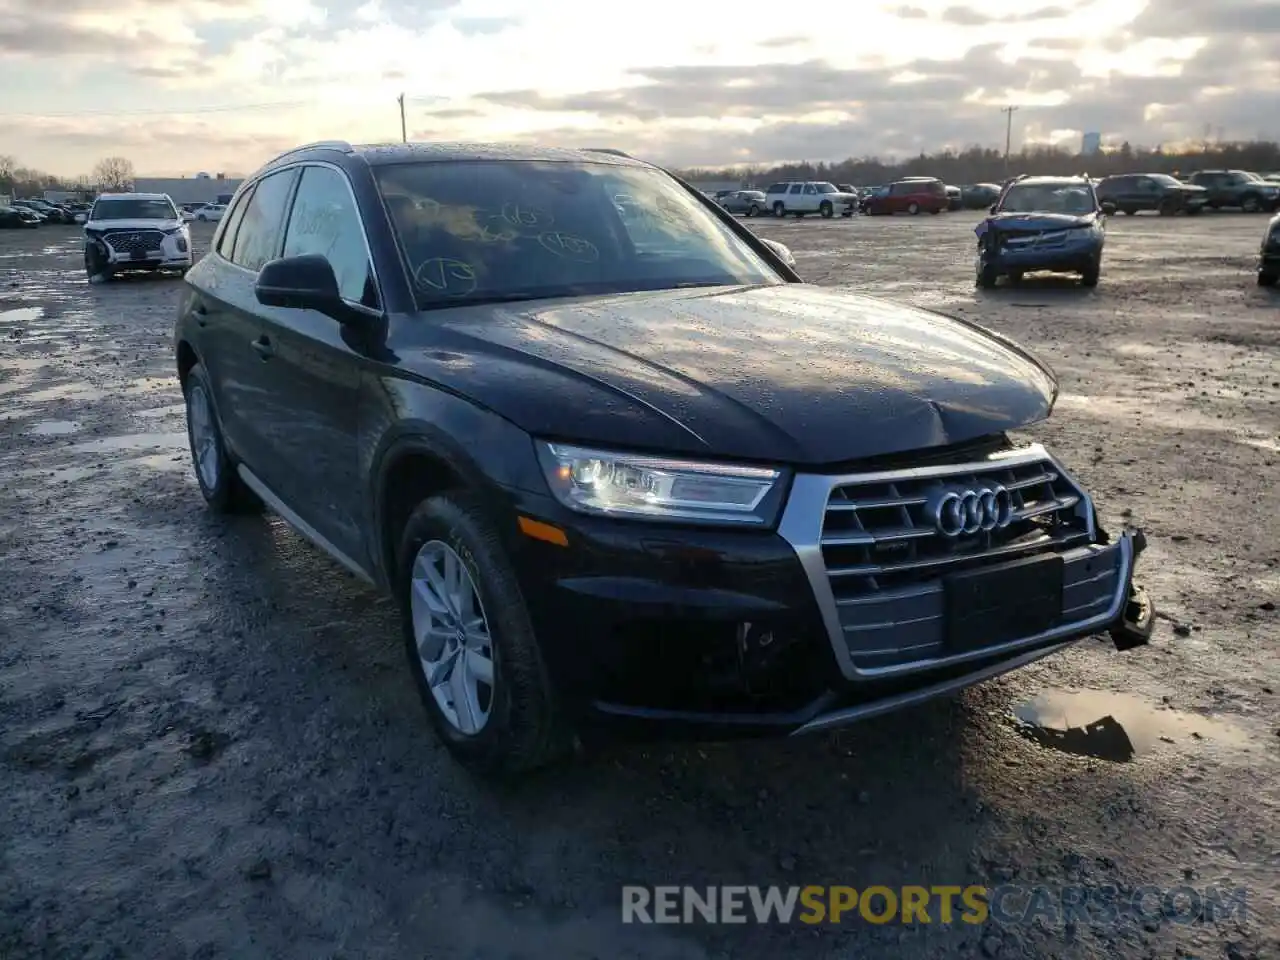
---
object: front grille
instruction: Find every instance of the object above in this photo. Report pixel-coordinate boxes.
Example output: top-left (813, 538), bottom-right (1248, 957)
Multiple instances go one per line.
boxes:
top-left (998, 229), bottom-right (1070, 249)
top-left (103, 229), bottom-right (166, 258)
top-left (816, 448), bottom-right (1114, 670)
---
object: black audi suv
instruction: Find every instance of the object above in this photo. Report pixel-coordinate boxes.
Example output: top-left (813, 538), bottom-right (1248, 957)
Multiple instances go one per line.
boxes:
top-left (174, 141), bottom-right (1154, 776)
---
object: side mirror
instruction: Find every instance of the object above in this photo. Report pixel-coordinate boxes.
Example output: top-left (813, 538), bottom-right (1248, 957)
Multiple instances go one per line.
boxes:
top-left (1100, 201), bottom-right (1117, 216)
top-left (256, 254), bottom-right (356, 322)
top-left (760, 237), bottom-right (797, 269)
top-left (988, 203), bottom-right (999, 214)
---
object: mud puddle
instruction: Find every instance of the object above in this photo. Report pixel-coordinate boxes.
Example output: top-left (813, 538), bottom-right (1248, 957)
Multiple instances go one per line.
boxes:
top-left (1011, 689), bottom-right (1257, 762)
top-left (0, 306), bottom-right (43, 325)
top-left (27, 419), bottom-right (82, 436)
top-left (71, 431), bottom-right (187, 453)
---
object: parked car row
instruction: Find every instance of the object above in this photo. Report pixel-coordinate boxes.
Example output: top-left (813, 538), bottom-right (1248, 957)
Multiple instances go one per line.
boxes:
top-left (710, 168), bottom-right (1280, 226)
top-left (6, 198), bottom-right (87, 225)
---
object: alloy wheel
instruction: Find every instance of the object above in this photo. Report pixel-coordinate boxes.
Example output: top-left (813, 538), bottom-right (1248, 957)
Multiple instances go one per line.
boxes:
top-left (187, 382), bottom-right (220, 490)
top-left (410, 540), bottom-right (496, 735)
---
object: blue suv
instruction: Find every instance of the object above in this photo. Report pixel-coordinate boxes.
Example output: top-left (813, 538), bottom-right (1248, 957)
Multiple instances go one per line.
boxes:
top-left (975, 176), bottom-right (1113, 289)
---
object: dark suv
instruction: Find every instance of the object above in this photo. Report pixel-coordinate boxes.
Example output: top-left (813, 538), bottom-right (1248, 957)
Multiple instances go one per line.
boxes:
top-left (1186, 170), bottom-right (1280, 212)
top-left (976, 176), bottom-right (1110, 288)
top-left (175, 141), bottom-right (1154, 776)
top-left (1095, 174), bottom-right (1207, 216)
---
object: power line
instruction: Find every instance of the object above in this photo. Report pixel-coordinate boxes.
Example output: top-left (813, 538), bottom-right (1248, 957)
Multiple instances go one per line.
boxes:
top-left (0, 99), bottom-right (314, 119)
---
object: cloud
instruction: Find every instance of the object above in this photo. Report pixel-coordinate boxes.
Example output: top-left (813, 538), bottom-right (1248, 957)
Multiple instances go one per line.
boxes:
top-left (940, 4), bottom-right (1074, 25)
top-left (758, 36), bottom-right (809, 49)
top-left (4, 0), bottom-right (1280, 176)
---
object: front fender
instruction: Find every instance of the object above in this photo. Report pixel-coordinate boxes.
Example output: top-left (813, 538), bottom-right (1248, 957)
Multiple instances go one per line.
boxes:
top-left (364, 379), bottom-right (548, 588)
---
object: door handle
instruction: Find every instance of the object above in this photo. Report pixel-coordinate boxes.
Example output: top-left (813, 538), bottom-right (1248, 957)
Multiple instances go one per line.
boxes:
top-left (251, 336), bottom-right (275, 360)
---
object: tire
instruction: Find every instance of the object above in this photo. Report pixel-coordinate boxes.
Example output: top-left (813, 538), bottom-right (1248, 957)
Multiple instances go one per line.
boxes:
top-left (819, 201), bottom-right (833, 218)
top-left (1080, 260), bottom-right (1100, 287)
top-left (83, 245), bottom-right (113, 285)
top-left (773, 202), bottom-right (786, 217)
top-left (397, 492), bottom-right (567, 778)
top-left (1258, 271), bottom-right (1278, 287)
top-left (929, 207), bottom-right (940, 215)
top-left (1123, 208), bottom-right (1136, 216)
top-left (1009, 270), bottom-right (1024, 285)
top-left (1158, 199), bottom-right (1178, 216)
top-left (907, 202), bottom-right (920, 215)
top-left (976, 263), bottom-right (999, 289)
top-left (793, 211), bottom-right (805, 218)
top-left (747, 204), bottom-right (759, 217)
top-left (1241, 194), bottom-right (1261, 213)
top-left (182, 363), bottom-right (262, 514)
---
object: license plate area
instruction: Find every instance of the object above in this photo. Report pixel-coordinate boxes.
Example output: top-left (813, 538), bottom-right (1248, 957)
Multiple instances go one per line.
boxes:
top-left (944, 553), bottom-right (1064, 652)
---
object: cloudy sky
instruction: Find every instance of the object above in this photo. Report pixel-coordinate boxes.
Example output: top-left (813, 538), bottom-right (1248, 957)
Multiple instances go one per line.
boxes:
top-left (1, 0), bottom-right (1277, 177)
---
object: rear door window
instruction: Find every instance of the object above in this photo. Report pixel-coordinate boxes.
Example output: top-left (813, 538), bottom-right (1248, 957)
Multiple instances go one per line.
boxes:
top-left (216, 187), bottom-right (255, 258)
top-left (231, 169), bottom-right (298, 272)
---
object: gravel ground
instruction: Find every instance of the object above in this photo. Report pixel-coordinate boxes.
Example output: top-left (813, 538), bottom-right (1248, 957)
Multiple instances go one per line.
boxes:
top-left (1, 211), bottom-right (1277, 960)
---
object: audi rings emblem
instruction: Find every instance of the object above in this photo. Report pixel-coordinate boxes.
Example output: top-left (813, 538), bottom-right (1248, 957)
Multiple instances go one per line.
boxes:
top-left (928, 483), bottom-right (1013, 537)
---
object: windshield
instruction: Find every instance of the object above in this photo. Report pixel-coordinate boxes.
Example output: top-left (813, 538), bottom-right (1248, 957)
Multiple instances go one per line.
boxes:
top-left (376, 160), bottom-right (782, 309)
top-left (997, 182), bottom-right (1096, 214)
top-left (815, 183), bottom-right (838, 194)
top-left (1149, 174), bottom-right (1181, 186)
top-left (91, 198), bottom-right (178, 221)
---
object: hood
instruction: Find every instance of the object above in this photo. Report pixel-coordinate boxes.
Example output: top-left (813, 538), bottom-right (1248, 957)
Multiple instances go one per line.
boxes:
top-left (988, 211), bottom-right (1098, 230)
top-left (826, 192), bottom-right (858, 202)
top-left (398, 284), bottom-right (1058, 465)
top-left (1173, 183), bottom-right (1207, 193)
top-left (85, 218), bottom-right (185, 232)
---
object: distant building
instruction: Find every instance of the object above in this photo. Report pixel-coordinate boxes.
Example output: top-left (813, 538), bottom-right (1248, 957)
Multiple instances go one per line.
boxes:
top-left (132, 173), bottom-right (244, 205)
top-left (1081, 132), bottom-right (1102, 156)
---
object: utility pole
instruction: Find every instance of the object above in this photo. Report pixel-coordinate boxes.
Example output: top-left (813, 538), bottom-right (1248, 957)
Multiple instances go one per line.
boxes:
top-left (1001, 105), bottom-right (1019, 174)
top-left (397, 93), bottom-right (407, 143)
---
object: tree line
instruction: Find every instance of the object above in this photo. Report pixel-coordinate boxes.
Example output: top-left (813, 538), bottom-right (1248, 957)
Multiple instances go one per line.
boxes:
top-left (0, 156), bottom-right (135, 198)
top-left (676, 139), bottom-right (1280, 186)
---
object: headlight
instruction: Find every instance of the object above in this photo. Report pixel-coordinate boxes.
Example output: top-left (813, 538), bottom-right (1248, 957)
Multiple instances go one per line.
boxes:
top-left (535, 441), bottom-right (784, 525)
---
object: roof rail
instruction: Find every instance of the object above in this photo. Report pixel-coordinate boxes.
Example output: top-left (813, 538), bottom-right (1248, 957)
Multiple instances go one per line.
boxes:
top-left (273, 140), bottom-right (354, 161)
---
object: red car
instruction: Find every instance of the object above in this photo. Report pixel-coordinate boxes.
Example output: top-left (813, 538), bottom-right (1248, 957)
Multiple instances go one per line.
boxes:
top-left (864, 178), bottom-right (948, 215)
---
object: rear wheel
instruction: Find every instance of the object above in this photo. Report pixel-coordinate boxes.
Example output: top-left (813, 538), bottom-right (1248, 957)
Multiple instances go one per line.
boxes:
top-left (977, 263), bottom-right (999, 289)
top-left (183, 363), bottom-right (262, 514)
top-left (1123, 207), bottom-right (1137, 216)
top-left (819, 201), bottom-right (833, 218)
top-left (1258, 270), bottom-right (1278, 287)
top-left (398, 492), bottom-right (568, 777)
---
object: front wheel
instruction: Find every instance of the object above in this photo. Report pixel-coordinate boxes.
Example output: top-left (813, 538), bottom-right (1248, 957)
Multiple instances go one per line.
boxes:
top-left (83, 245), bottom-right (113, 285)
top-left (907, 202), bottom-right (920, 215)
top-left (1241, 194), bottom-right (1262, 213)
top-left (1080, 260), bottom-right (1101, 287)
top-left (773, 202), bottom-right (786, 217)
top-left (747, 204), bottom-right (759, 217)
top-left (398, 492), bottom-right (568, 777)
top-left (819, 201), bottom-right (833, 218)
top-left (976, 262), bottom-right (999, 289)
top-left (182, 363), bottom-right (262, 513)
top-left (1258, 270), bottom-right (1278, 287)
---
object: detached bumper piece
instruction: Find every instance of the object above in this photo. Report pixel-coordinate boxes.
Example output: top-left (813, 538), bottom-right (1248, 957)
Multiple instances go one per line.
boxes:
top-left (1108, 527), bottom-right (1155, 651)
